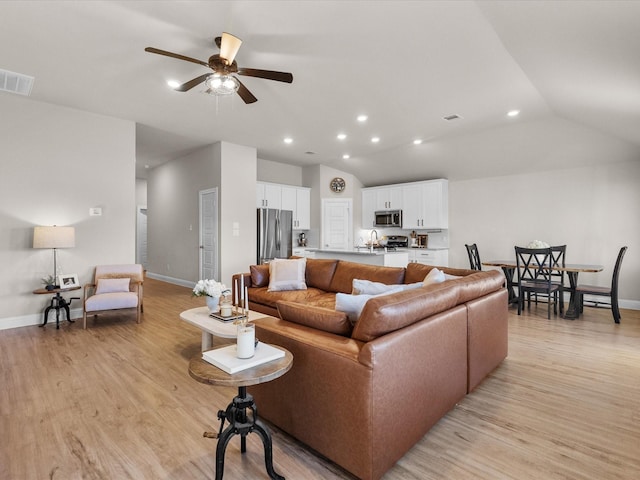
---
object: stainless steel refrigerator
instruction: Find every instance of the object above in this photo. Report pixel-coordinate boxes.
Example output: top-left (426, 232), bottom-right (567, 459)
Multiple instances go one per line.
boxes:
top-left (257, 208), bottom-right (293, 264)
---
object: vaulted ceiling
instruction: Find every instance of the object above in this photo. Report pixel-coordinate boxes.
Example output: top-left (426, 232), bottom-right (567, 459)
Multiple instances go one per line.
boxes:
top-left (1, 1), bottom-right (638, 186)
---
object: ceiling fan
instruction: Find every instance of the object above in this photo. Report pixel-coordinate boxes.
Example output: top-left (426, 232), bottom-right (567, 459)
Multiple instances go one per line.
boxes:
top-left (145, 32), bottom-right (293, 104)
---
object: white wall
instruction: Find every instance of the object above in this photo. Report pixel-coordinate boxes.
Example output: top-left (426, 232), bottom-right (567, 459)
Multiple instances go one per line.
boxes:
top-left (257, 158), bottom-right (302, 185)
top-left (147, 145), bottom-right (219, 283)
top-left (449, 161), bottom-right (640, 304)
top-left (146, 141), bottom-right (257, 288)
top-left (0, 95), bottom-right (136, 327)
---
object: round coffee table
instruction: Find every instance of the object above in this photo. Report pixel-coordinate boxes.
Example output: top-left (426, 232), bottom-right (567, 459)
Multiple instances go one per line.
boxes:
top-left (189, 346), bottom-right (293, 480)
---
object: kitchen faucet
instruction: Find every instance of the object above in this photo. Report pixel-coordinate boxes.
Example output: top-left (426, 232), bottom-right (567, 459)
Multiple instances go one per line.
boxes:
top-left (370, 229), bottom-right (378, 252)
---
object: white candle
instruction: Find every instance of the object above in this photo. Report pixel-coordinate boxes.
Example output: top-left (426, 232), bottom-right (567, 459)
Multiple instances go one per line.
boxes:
top-left (220, 304), bottom-right (233, 317)
top-left (236, 324), bottom-right (255, 359)
top-left (234, 277), bottom-right (238, 306)
top-left (240, 275), bottom-right (244, 306)
top-left (245, 286), bottom-right (249, 311)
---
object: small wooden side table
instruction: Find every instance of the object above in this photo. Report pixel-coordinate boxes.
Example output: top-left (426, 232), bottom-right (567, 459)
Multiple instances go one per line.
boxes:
top-left (32, 286), bottom-right (82, 329)
top-left (189, 346), bottom-right (293, 480)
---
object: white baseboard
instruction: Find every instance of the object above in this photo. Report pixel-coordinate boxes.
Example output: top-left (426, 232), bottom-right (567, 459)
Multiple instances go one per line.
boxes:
top-left (145, 272), bottom-right (194, 288)
top-left (0, 308), bottom-right (84, 331)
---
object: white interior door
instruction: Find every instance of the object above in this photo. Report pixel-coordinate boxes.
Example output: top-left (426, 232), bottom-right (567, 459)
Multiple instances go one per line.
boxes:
top-left (322, 198), bottom-right (352, 250)
top-left (136, 206), bottom-right (148, 269)
top-left (199, 188), bottom-right (218, 280)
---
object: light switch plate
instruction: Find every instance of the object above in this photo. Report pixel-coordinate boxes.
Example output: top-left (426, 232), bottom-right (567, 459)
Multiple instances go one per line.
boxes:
top-left (89, 207), bottom-right (102, 216)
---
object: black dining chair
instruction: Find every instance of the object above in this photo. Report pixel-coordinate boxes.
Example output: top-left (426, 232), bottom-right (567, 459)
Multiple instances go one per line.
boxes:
top-left (576, 246), bottom-right (627, 324)
top-left (465, 243), bottom-right (482, 270)
top-left (530, 245), bottom-right (566, 314)
top-left (515, 246), bottom-right (560, 319)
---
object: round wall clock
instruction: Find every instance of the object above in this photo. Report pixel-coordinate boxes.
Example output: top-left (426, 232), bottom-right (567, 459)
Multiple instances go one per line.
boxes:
top-left (330, 177), bottom-right (346, 193)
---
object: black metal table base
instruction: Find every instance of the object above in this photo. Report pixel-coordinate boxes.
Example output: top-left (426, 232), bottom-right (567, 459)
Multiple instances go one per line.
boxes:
top-left (40, 293), bottom-right (79, 329)
top-left (209, 386), bottom-right (284, 480)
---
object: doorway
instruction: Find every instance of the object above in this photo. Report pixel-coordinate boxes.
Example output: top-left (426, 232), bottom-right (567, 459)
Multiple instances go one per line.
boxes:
top-left (199, 188), bottom-right (219, 281)
top-left (136, 206), bottom-right (148, 270)
top-left (321, 198), bottom-right (352, 250)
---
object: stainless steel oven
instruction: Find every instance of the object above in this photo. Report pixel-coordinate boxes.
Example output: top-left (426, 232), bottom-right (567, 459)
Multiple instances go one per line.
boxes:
top-left (374, 210), bottom-right (402, 228)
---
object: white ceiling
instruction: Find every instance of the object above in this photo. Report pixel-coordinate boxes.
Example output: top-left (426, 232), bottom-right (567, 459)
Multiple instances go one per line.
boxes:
top-left (1, 1), bottom-right (639, 186)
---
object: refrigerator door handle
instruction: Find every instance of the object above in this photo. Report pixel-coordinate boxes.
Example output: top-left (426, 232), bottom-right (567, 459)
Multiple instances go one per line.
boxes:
top-left (275, 214), bottom-right (281, 251)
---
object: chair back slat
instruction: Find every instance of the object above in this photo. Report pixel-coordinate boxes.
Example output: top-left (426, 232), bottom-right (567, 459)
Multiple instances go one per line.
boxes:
top-left (465, 243), bottom-right (482, 271)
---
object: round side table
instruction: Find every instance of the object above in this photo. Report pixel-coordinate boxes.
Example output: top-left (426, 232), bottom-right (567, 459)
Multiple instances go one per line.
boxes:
top-left (32, 286), bottom-right (82, 329)
top-left (189, 346), bottom-right (293, 480)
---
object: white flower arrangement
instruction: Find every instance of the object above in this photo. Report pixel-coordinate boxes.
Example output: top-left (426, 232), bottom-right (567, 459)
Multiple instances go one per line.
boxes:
top-left (527, 239), bottom-right (550, 249)
top-left (192, 279), bottom-right (230, 298)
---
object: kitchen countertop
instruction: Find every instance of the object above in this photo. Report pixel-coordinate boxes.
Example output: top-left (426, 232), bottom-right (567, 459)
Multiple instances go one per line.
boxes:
top-left (306, 247), bottom-right (410, 256)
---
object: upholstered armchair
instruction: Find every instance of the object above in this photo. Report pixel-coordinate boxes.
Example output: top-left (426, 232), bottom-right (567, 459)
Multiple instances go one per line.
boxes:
top-left (83, 264), bottom-right (144, 329)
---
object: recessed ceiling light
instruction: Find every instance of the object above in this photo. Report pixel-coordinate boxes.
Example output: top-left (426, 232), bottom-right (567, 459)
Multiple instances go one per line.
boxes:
top-left (167, 80), bottom-right (180, 89)
top-left (337, 133), bottom-right (347, 140)
top-left (413, 139), bottom-right (423, 145)
top-left (342, 154), bottom-right (350, 160)
top-left (371, 136), bottom-right (380, 143)
top-left (357, 114), bottom-right (368, 122)
top-left (507, 110), bottom-right (520, 117)
top-left (283, 137), bottom-right (293, 144)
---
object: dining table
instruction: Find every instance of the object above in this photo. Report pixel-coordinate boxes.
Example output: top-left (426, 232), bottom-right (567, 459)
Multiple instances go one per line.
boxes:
top-left (482, 260), bottom-right (603, 319)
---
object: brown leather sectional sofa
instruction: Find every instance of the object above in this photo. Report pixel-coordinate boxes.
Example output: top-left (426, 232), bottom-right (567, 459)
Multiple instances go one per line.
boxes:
top-left (232, 259), bottom-right (508, 480)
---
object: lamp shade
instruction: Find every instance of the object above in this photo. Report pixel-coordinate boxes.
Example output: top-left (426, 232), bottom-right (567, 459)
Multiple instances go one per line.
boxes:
top-left (33, 226), bottom-right (75, 249)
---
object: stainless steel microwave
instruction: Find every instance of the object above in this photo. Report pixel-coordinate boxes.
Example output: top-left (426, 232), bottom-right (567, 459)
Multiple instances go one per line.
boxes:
top-left (374, 210), bottom-right (402, 228)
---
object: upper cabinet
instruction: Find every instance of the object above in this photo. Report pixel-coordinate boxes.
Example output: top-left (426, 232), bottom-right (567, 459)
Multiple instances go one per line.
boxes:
top-left (256, 182), bottom-right (282, 209)
top-left (363, 179), bottom-right (448, 230)
top-left (402, 179), bottom-right (448, 229)
top-left (375, 186), bottom-right (402, 210)
top-left (281, 185), bottom-right (311, 230)
top-left (258, 182), bottom-right (311, 230)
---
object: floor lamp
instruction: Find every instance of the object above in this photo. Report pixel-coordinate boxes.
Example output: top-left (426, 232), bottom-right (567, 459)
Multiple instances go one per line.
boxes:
top-left (33, 226), bottom-right (76, 288)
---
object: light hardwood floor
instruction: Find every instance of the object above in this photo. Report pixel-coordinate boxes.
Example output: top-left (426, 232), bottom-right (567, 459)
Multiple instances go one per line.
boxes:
top-left (1, 278), bottom-right (639, 479)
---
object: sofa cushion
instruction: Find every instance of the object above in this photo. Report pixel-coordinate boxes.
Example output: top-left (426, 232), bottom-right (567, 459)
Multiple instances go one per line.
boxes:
top-left (250, 286), bottom-right (330, 310)
top-left (95, 277), bottom-right (130, 294)
top-left (328, 260), bottom-right (405, 294)
top-left (336, 288), bottom-right (404, 324)
top-left (305, 258), bottom-right (339, 291)
top-left (268, 258), bottom-right (307, 292)
top-left (250, 264), bottom-right (270, 287)
top-left (422, 267), bottom-right (445, 286)
top-left (351, 282), bottom-right (461, 342)
top-left (352, 278), bottom-right (424, 295)
top-left (404, 262), bottom-right (476, 284)
top-left (85, 292), bottom-right (139, 312)
top-left (277, 301), bottom-right (352, 336)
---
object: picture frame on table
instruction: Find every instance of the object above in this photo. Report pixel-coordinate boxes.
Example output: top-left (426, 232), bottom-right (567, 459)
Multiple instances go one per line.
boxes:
top-left (58, 274), bottom-right (79, 289)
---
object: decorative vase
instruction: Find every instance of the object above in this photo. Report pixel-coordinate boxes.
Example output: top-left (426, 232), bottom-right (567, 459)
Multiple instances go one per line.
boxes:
top-left (206, 295), bottom-right (220, 313)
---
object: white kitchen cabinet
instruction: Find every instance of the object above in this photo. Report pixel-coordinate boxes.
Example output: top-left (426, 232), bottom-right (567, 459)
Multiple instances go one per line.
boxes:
top-left (256, 182), bottom-right (282, 209)
top-left (401, 179), bottom-right (448, 229)
top-left (401, 183), bottom-right (424, 229)
top-left (361, 189), bottom-right (377, 228)
top-left (422, 180), bottom-right (448, 229)
top-left (375, 186), bottom-right (402, 210)
top-left (281, 185), bottom-right (311, 230)
top-left (408, 249), bottom-right (449, 267)
top-left (363, 179), bottom-right (448, 230)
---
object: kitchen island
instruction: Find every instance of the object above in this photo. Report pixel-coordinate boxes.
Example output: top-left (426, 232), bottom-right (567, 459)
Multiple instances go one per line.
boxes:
top-left (305, 248), bottom-right (409, 267)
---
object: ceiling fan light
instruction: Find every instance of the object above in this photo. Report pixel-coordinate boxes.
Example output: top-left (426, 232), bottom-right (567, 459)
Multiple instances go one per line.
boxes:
top-left (205, 74), bottom-right (238, 96)
top-left (220, 32), bottom-right (242, 65)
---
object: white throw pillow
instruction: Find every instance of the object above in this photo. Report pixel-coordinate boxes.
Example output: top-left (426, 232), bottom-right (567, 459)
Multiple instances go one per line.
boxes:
top-left (95, 277), bottom-right (131, 294)
top-left (268, 258), bottom-right (308, 292)
top-left (336, 287), bottom-right (404, 324)
top-left (352, 278), bottom-right (424, 295)
top-left (423, 268), bottom-right (446, 286)
top-left (444, 273), bottom-right (462, 281)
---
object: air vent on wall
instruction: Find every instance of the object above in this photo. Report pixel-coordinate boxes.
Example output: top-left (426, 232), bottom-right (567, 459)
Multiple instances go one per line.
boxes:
top-left (443, 114), bottom-right (462, 121)
top-left (0, 69), bottom-right (34, 96)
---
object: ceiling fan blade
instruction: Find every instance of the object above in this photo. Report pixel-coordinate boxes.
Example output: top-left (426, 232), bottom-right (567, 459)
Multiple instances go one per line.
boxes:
top-left (219, 32), bottom-right (242, 65)
top-left (237, 68), bottom-right (293, 83)
top-left (144, 47), bottom-right (209, 67)
top-left (174, 73), bottom-right (211, 92)
top-left (234, 77), bottom-right (258, 104)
